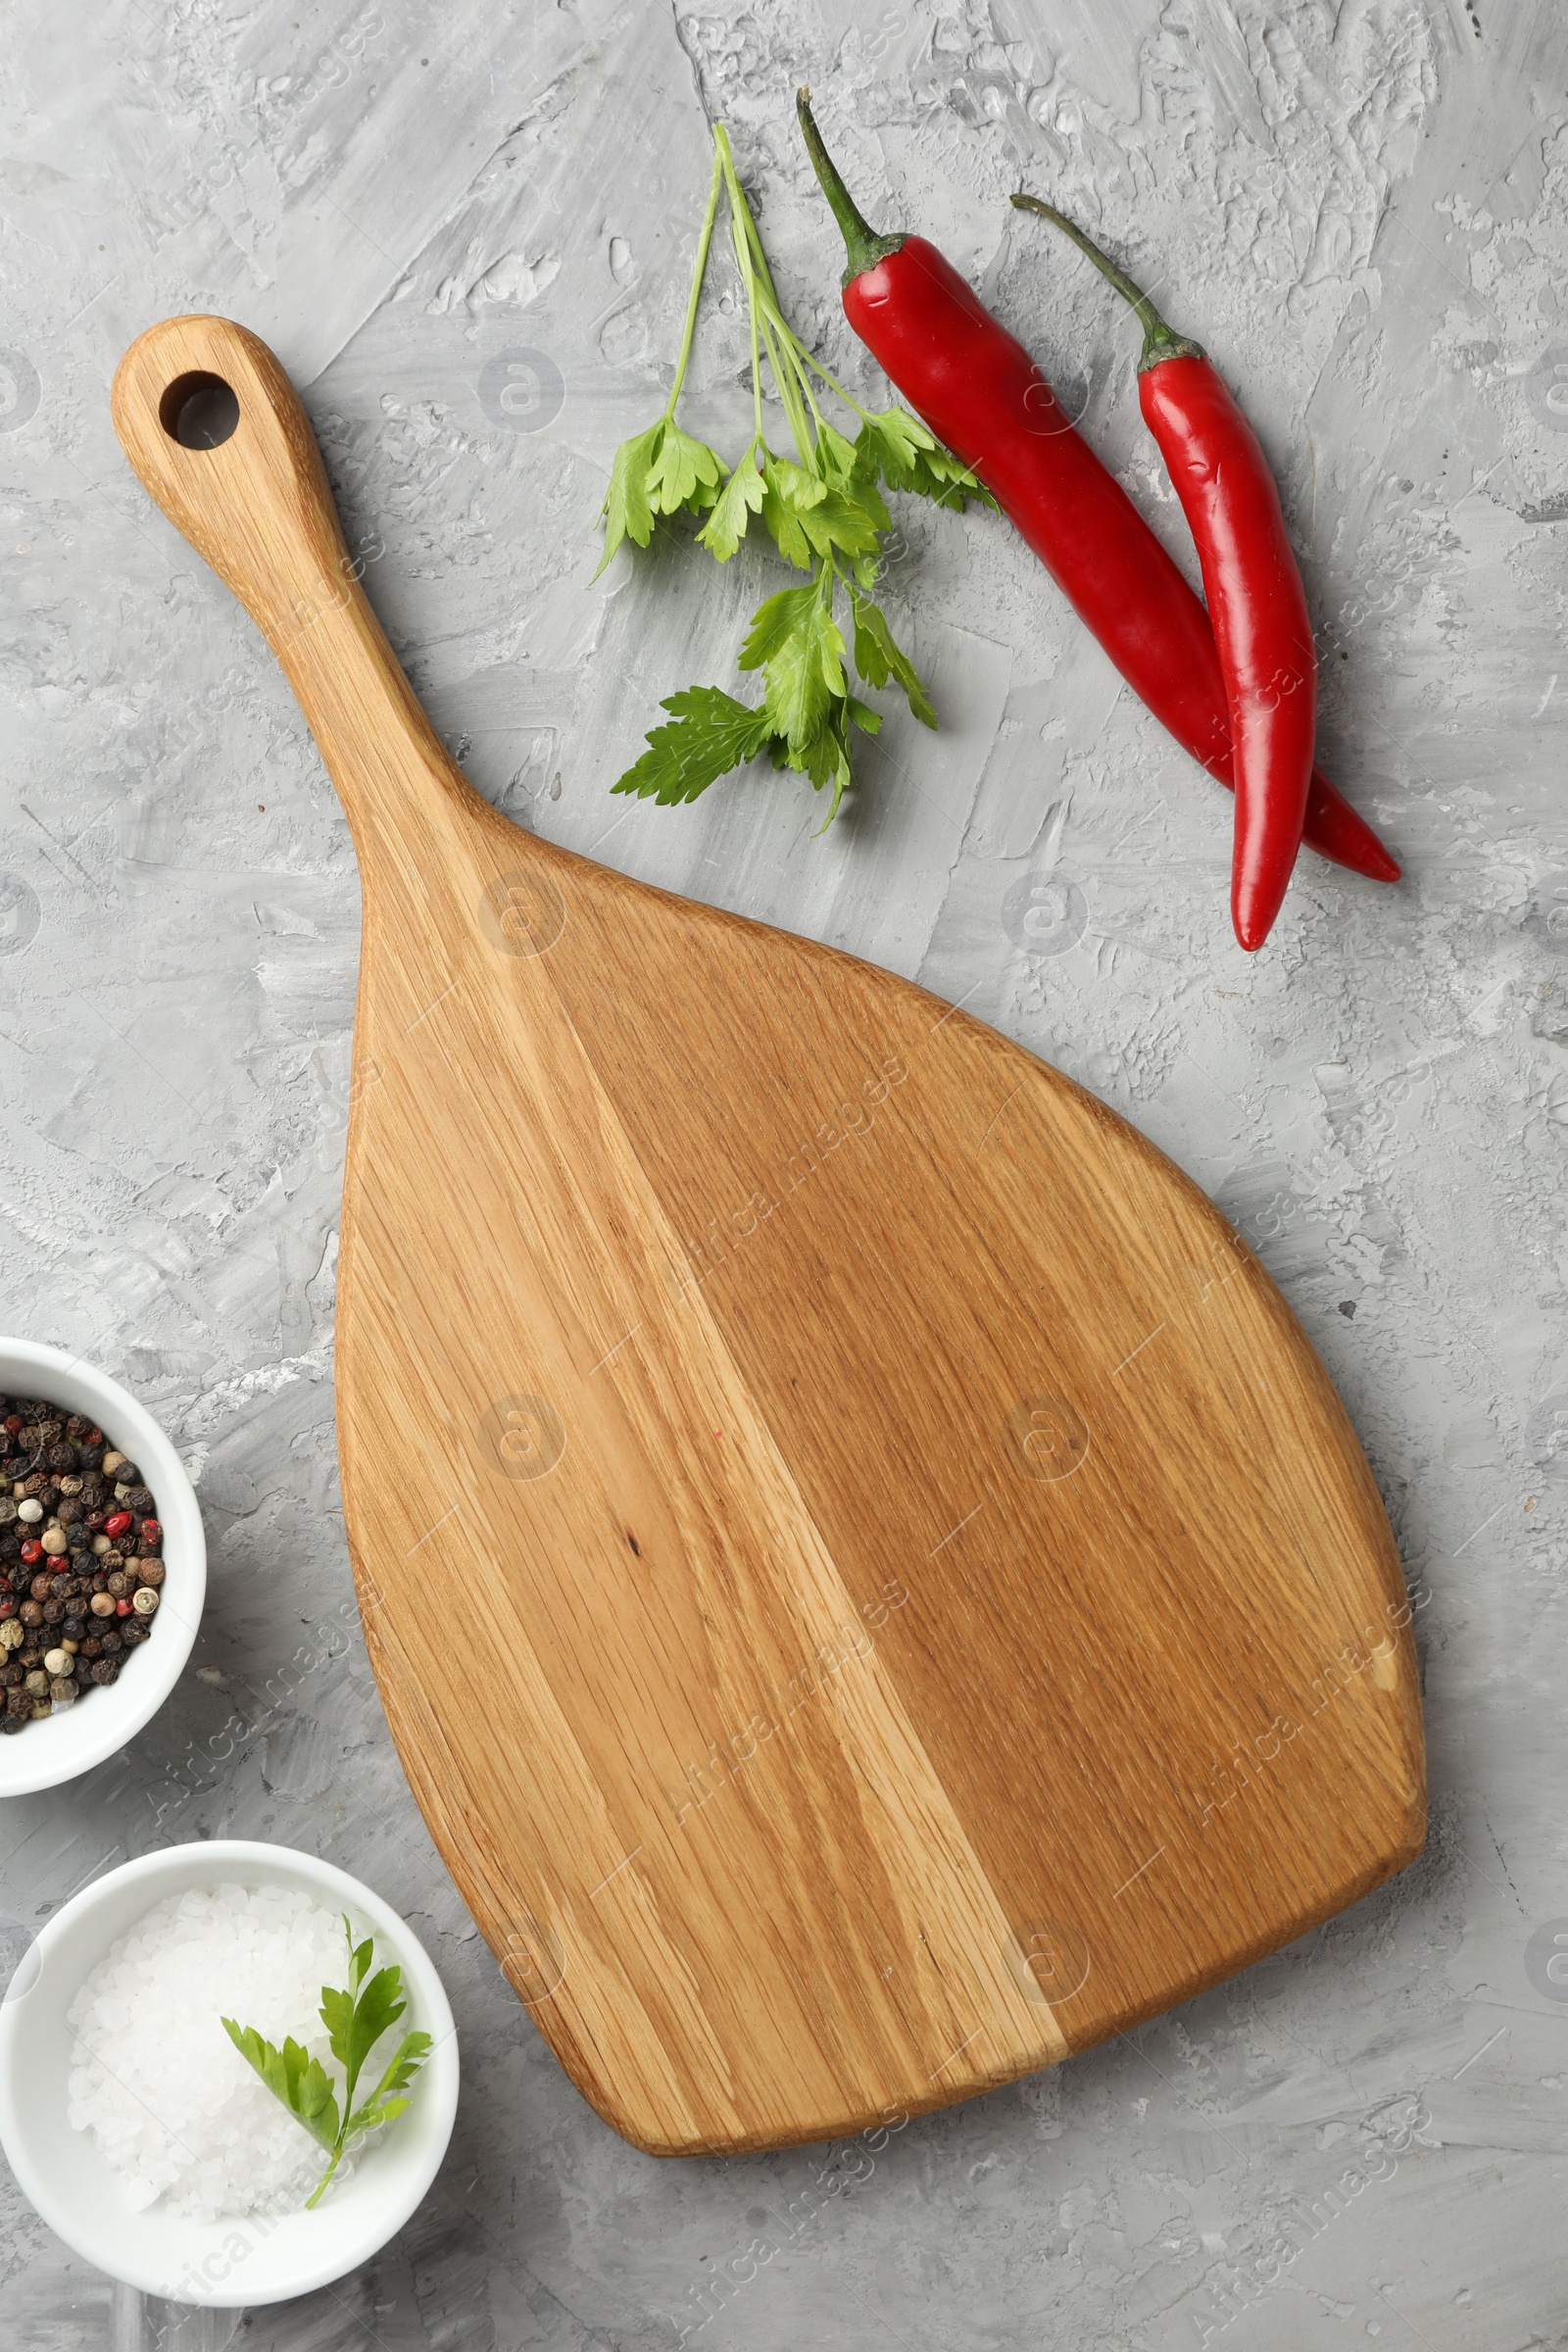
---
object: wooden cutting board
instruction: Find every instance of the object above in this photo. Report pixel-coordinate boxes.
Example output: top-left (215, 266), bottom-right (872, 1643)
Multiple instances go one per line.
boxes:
top-left (113, 316), bottom-right (1424, 2158)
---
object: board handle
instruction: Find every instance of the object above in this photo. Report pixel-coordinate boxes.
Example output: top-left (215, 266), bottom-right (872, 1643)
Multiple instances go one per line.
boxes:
top-left (112, 314), bottom-right (470, 846)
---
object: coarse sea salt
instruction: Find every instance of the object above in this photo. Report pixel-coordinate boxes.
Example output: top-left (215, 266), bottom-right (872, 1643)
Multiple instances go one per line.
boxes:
top-left (67, 1883), bottom-right (358, 2221)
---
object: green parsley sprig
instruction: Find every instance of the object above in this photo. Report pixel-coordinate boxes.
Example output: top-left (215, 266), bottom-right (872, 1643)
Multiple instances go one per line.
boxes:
top-left (222, 1917), bottom-right (432, 2210)
top-left (599, 124), bottom-right (992, 823)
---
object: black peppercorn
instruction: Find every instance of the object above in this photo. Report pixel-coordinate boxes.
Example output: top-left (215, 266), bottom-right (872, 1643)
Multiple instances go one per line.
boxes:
top-left (0, 1393), bottom-right (164, 1734)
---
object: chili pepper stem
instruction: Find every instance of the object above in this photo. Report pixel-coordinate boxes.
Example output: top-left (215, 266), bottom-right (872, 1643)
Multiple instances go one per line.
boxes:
top-left (797, 88), bottom-right (906, 286)
top-left (1010, 194), bottom-right (1205, 372)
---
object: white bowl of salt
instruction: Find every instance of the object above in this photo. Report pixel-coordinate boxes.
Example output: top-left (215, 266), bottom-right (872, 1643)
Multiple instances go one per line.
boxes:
top-left (0, 1840), bottom-right (459, 2304)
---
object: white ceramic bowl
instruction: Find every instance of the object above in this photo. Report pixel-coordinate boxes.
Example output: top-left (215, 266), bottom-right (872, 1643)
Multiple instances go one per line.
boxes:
top-left (0, 1338), bottom-right (205, 1796)
top-left (0, 1840), bottom-right (460, 2304)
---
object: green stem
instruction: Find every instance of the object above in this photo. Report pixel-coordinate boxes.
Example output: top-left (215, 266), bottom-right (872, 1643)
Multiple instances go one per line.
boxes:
top-left (662, 141), bottom-right (725, 420)
top-left (725, 139), bottom-right (783, 308)
top-left (1009, 194), bottom-right (1205, 370)
top-left (770, 311), bottom-right (828, 444)
top-left (713, 119), bottom-right (878, 434)
top-left (714, 126), bottom-right (824, 473)
top-left (760, 309), bottom-right (815, 469)
top-left (711, 129), bottom-right (764, 444)
top-left (740, 243), bottom-right (765, 445)
top-left (777, 331), bottom-right (866, 416)
top-left (796, 88), bottom-right (906, 285)
top-left (306, 2140), bottom-right (345, 2210)
top-left (750, 266), bottom-right (866, 413)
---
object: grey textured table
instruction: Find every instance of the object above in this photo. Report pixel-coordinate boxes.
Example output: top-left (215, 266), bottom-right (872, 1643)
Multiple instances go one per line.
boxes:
top-left (2, 3), bottom-right (1564, 2346)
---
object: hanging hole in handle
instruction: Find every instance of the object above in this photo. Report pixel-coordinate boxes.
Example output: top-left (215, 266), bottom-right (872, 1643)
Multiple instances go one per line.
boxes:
top-left (159, 371), bottom-right (240, 450)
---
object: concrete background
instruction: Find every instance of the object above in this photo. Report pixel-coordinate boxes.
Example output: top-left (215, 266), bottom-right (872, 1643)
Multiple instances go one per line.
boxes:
top-left (2, 0), bottom-right (1565, 2344)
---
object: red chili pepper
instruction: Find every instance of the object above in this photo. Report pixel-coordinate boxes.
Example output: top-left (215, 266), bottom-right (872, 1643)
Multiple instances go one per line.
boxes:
top-left (1012, 198), bottom-right (1316, 949)
top-left (795, 93), bottom-right (1397, 898)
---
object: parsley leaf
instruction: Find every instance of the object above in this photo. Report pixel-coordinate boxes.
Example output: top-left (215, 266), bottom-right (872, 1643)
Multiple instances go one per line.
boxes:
top-left (596, 422), bottom-right (661, 575)
top-left (699, 445), bottom-right (768, 561)
top-left (855, 408), bottom-right (996, 512)
top-left (740, 576), bottom-right (886, 824)
top-left (849, 586), bottom-right (935, 728)
top-left (220, 2022), bottom-right (340, 2155)
top-left (322, 1956), bottom-right (405, 2116)
top-left (612, 562), bottom-right (934, 822)
top-left (742, 579), bottom-right (846, 748)
top-left (758, 456), bottom-right (825, 569)
top-left (341, 2030), bottom-right (434, 2146)
top-left (596, 418), bottom-right (726, 577)
top-left (649, 421), bottom-right (724, 517)
top-left (758, 456), bottom-right (887, 574)
top-left (613, 686), bottom-right (778, 806)
top-left (222, 1918), bottom-right (432, 2210)
top-left (598, 122), bottom-right (975, 825)
top-left (813, 419), bottom-right (861, 489)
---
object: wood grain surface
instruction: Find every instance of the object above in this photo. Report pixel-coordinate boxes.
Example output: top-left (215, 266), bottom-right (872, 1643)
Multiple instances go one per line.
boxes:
top-left (113, 315), bottom-right (1425, 2158)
